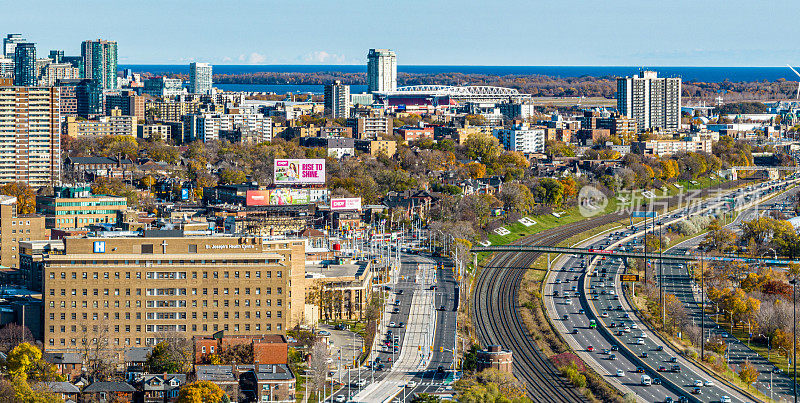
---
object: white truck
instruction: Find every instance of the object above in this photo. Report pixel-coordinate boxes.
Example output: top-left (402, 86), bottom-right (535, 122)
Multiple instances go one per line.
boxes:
top-left (640, 374), bottom-right (652, 386)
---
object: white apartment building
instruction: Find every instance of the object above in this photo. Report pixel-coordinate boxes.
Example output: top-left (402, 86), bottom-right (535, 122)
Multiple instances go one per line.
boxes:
top-left (183, 113), bottom-right (272, 143)
top-left (324, 80), bottom-right (351, 118)
top-left (493, 123), bottom-right (545, 154)
top-left (144, 77), bottom-right (184, 98)
top-left (189, 62), bottom-right (213, 95)
top-left (40, 63), bottom-right (80, 86)
top-left (616, 70), bottom-right (681, 132)
top-left (367, 49), bottom-right (397, 93)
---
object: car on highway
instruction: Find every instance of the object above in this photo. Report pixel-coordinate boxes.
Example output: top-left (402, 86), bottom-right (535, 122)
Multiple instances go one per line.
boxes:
top-left (704, 380), bottom-right (714, 387)
top-left (565, 299), bottom-right (573, 305)
top-left (635, 338), bottom-right (645, 345)
top-left (610, 345), bottom-right (618, 351)
top-left (693, 380), bottom-right (703, 387)
top-left (658, 365), bottom-right (667, 372)
top-left (669, 356), bottom-right (677, 363)
top-left (653, 378), bottom-right (661, 385)
top-left (572, 328), bottom-right (579, 334)
top-left (656, 345), bottom-right (664, 351)
top-left (671, 364), bottom-right (681, 372)
top-left (389, 321), bottom-right (396, 327)
top-left (405, 380), bottom-right (417, 388)
top-left (334, 395), bottom-right (346, 402)
top-left (609, 354), bottom-right (617, 360)
top-left (616, 369), bottom-right (624, 377)
top-left (562, 314), bottom-right (569, 320)
top-left (639, 332), bottom-right (647, 338)
top-left (640, 352), bottom-right (648, 358)
top-left (399, 322), bottom-right (405, 328)
top-left (720, 396), bottom-right (731, 403)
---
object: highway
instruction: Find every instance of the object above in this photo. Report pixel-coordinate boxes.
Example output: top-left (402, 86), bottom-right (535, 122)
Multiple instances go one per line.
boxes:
top-left (546, 225), bottom-right (750, 403)
top-left (472, 179), bottom-right (751, 401)
top-left (660, 182), bottom-right (800, 402)
top-left (342, 248), bottom-right (459, 402)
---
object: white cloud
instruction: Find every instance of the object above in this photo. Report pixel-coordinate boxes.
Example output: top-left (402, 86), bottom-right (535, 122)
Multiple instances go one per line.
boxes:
top-left (235, 52), bottom-right (268, 64)
top-left (247, 52), bottom-right (268, 64)
top-left (303, 51), bottom-right (347, 64)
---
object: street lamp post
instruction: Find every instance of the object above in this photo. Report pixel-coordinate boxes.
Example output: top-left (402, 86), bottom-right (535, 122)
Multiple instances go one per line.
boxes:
top-left (792, 277), bottom-right (798, 403)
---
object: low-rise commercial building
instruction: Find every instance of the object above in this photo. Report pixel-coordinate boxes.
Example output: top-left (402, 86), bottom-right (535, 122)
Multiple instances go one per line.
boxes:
top-left (64, 114), bottom-right (137, 138)
top-left (354, 139), bottom-right (397, 157)
top-left (305, 259), bottom-right (372, 322)
top-left (36, 185), bottom-right (128, 229)
top-left (631, 139), bottom-right (712, 156)
top-left (0, 195), bottom-right (47, 271)
top-left (346, 116), bottom-right (393, 139)
top-left (138, 124), bottom-right (172, 142)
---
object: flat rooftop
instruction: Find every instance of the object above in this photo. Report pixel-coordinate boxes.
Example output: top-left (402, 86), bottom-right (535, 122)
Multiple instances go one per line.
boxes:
top-left (306, 260), bottom-right (369, 279)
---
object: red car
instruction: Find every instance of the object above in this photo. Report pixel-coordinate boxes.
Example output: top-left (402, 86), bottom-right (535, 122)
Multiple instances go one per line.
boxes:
top-left (586, 346), bottom-right (594, 352)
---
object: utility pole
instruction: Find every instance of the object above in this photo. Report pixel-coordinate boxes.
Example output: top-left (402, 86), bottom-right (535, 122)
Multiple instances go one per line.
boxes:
top-left (701, 247), bottom-right (705, 361)
top-left (659, 222), bottom-right (664, 327)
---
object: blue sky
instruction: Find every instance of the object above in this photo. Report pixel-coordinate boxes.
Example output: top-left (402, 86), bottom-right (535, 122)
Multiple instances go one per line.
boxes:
top-left (1, 0), bottom-right (799, 66)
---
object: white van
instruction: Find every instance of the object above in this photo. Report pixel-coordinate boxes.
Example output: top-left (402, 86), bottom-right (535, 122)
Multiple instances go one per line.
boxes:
top-left (641, 375), bottom-right (652, 386)
top-left (565, 299), bottom-right (573, 305)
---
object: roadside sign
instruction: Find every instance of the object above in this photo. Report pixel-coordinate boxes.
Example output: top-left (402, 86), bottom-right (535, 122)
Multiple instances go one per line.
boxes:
top-left (632, 211), bottom-right (658, 218)
top-left (620, 274), bottom-right (640, 282)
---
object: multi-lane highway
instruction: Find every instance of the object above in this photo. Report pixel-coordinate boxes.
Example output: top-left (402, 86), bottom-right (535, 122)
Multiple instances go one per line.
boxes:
top-left (661, 181), bottom-right (800, 401)
top-left (544, 176), bottom-right (798, 403)
top-left (546, 226), bottom-right (750, 403)
top-left (473, 179), bottom-right (751, 401)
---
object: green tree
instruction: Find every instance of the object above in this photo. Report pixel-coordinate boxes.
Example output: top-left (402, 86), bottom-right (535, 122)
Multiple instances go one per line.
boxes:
top-left (464, 132), bottom-right (502, 166)
top-left (738, 359), bottom-right (759, 387)
top-left (176, 380), bottom-right (225, 403)
top-left (146, 341), bottom-right (185, 374)
top-left (219, 168), bottom-right (247, 185)
top-left (5, 342), bottom-right (60, 382)
top-left (411, 393), bottom-right (442, 403)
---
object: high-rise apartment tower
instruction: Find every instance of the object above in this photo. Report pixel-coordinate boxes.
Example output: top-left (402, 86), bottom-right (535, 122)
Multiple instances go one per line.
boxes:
top-left (367, 49), bottom-right (397, 93)
top-left (189, 62), bottom-right (213, 95)
top-left (616, 70), bottom-right (681, 132)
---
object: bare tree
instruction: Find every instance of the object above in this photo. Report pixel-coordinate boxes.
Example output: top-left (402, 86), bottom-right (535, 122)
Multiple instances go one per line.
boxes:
top-left (78, 321), bottom-right (119, 380)
top-left (309, 341), bottom-right (330, 398)
top-left (0, 323), bottom-right (35, 353)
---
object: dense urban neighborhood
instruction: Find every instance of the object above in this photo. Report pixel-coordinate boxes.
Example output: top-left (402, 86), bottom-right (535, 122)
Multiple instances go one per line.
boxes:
top-left (4, 11), bottom-right (800, 403)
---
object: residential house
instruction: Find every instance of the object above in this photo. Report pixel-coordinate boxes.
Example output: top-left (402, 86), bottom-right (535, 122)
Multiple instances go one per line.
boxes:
top-left (42, 381), bottom-right (80, 402)
top-left (130, 373), bottom-right (186, 403)
top-left (43, 351), bottom-right (83, 380)
top-left (81, 381), bottom-right (136, 403)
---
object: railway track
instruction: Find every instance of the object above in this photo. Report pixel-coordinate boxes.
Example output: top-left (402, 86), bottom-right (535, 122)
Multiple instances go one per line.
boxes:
top-left (471, 180), bottom-right (750, 401)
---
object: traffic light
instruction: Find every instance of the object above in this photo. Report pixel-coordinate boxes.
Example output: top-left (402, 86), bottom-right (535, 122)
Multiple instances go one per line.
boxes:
top-left (440, 347), bottom-right (444, 352)
top-left (430, 346), bottom-right (434, 351)
top-left (418, 346), bottom-right (421, 351)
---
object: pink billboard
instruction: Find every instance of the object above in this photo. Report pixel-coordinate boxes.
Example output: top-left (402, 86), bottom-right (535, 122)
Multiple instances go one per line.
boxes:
top-left (331, 198), bottom-right (362, 210)
top-left (274, 159), bottom-right (326, 184)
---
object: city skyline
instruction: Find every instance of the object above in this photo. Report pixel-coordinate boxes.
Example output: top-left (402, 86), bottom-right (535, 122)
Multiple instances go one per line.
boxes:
top-left (0, 0), bottom-right (798, 67)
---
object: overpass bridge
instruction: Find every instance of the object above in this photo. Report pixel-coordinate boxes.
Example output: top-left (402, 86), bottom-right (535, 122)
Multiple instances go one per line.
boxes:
top-left (472, 244), bottom-right (799, 267)
top-left (726, 165), bottom-right (800, 180)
